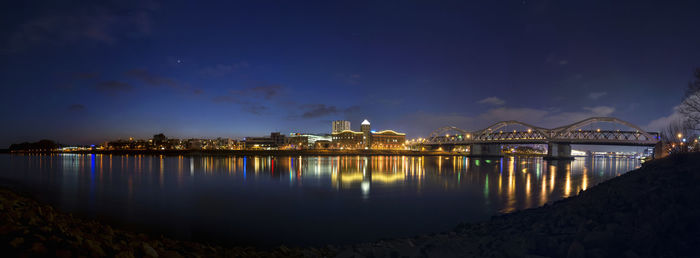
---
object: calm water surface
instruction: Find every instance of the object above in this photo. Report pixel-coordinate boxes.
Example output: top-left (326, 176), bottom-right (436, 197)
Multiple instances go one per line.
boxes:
top-left (0, 154), bottom-right (639, 246)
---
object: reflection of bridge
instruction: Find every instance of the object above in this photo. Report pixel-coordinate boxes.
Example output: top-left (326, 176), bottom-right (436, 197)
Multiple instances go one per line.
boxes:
top-left (423, 117), bottom-right (660, 159)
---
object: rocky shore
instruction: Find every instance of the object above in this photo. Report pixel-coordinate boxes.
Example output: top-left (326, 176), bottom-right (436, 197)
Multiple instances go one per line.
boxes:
top-left (0, 188), bottom-right (329, 257)
top-left (1, 153), bottom-right (699, 257)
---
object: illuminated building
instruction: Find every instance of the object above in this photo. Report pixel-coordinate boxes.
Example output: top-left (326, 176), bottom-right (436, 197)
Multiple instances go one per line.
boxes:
top-left (243, 132), bottom-right (286, 149)
top-left (329, 119), bottom-right (407, 150)
top-left (331, 130), bottom-right (364, 149)
top-left (152, 133), bottom-right (167, 145)
top-left (361, 119), bottom-right (371, 148)
top-left (370, 130), bottom-right (406, 149)
top-left (288, 133), bottom-right (332, 149)
top-left (287, 135), bottom-right (309, 149)
top-left (314, 140), bottom-right (332, 149)
top-left (332, 120), bottom-right (351, 133)
top-left (186, 139), bottom-right (203, 150)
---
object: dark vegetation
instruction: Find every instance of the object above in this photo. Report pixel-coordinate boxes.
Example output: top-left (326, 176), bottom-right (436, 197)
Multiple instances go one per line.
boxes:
top-left (8, 140), bottom-right (61, 152)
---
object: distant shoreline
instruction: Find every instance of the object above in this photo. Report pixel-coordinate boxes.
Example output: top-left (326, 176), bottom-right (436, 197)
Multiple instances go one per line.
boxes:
top-left (0, 149), bottom-right (562, 158)
top-left (7, 149), bottom-right (471, 157)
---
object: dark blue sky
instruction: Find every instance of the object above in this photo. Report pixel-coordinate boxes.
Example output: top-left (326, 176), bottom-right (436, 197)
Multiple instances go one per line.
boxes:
top-left (2, 0), bottom-right (699, 147)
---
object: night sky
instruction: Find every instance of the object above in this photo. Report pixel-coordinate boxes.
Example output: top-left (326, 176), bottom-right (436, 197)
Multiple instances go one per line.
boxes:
top-left (2, 0), bottom-right (700, 147)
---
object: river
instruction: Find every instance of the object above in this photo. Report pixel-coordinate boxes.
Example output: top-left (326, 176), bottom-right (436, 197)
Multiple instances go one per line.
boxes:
top-left (0, 154), bottom-right (639, 247)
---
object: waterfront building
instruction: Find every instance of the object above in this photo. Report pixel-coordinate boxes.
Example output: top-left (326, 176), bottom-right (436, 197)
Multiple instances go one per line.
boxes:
top-left (370, 130), bottom-right (406, 149)
top-left (243, 132), bottom-right (286, 149)
top-left (328, 119), bottom-right (407, 150)
top-left (287, 135), bottom-right (309, 149)
top-left (332, 120), bottom-right (351, 133)
top-left (288, 133), bottom-right (332, 149)
top-left (314, 140), bottom-right (332, 149)
top-left (271, 132), bottom-right (285, 146)
top-left (152, 133), bottom-right (167, 145)
top-left (361, 119), bottom-right (371, 148)
top-left (331, 130), bottom-right (364, 149)
top-left (186, 139), bottom-right (203, 150)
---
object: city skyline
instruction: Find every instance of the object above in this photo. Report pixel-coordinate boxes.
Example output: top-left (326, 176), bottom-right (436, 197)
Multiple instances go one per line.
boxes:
top-left (2, 1), bottom-right (700, 147)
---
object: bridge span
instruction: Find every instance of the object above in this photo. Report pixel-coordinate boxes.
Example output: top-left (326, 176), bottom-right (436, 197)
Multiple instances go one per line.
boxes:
top-left (420, 117), bottom-right (660, 159)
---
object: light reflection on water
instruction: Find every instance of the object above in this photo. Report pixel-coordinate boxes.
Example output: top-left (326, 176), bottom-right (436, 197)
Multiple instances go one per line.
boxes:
top-left (0, 154), bottom-right (639, 246)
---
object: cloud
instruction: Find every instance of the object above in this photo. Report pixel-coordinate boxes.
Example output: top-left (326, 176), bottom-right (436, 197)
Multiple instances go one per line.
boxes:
top-left (3, 2), bottom-right (157, 53)
top-left (214, 85), bottom-right (284, 102)
top-left (125, 69), bottom-right (177, 87)
top-left (67, 104), bottom-right (85, 111)
top-left (242, 104), bottom-right (268, 115)
top-left (477, 97), bottom-right (506, 106)
top-left (335, 73), bottom-right (361, 85)
top-left (96, 80), bottom-right (132, 92)
top-left (199, 62), bottom-right (249, 77)
top-left (292, 104), bottom-right (361, 119)
top-left (301, 104), bottom-right (338, 118)
top-left (645, 106), bottom-right (683, 132)
top-left (588, 91), bottom-right (607, 100)
top-left (212, 95), bottom-right (236, 103)
top-left (479, 107), bottom-right (548, 123)
top-left (212, 85), bottom-right (285, 115)
top-left (541, 106), bottom-right (615, 127)
top-left (72, 72), bottom-right (100, 79)
top-left (235, 85), bottom-right (284, 99)
top-left (212, 95), bottom-right (268, 115)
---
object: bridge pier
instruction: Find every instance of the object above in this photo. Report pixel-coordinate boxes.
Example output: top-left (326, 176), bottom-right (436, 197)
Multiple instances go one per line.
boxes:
top-left (653, 141), bottom-right (667, 159)
top-left (470, 144), bottom-right (502, 157)
top-left (546, 143), bottom-right (573, 160)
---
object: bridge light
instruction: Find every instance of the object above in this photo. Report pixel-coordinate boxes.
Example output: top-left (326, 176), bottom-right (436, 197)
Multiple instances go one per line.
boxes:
top-left (596, 128), bottom-right (600, 132)
top-left (513, 130), bottom-right (516, 133)
top-left (527, 129), bottom-right (532, 133)
top-left (446, 134), bottom-right (449, 137)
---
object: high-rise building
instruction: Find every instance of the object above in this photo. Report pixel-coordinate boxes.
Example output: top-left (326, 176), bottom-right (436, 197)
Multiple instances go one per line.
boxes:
top-left (332, 120), bottom-right (351, 133)
top-left (361, 119), bottom-right (371, 148)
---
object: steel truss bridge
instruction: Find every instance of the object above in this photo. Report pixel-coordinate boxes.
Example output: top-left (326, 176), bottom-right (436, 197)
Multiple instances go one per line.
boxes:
top-left (422, 117), bottom-right (660, 158)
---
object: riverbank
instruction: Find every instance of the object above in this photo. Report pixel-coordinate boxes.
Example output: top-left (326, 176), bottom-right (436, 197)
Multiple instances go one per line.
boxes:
top-left (1, 153), bottom-right (697, 257)
top-left (332, 152), bottom-right (700, 257)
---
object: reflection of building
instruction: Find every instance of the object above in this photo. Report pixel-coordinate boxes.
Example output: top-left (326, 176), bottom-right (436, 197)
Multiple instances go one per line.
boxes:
top-left (332, 120), bottom-right (351, 133)
top-left (329, 119), bottom-right (406, 150)
top-left (331, 130), bottom-right (364, 149)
